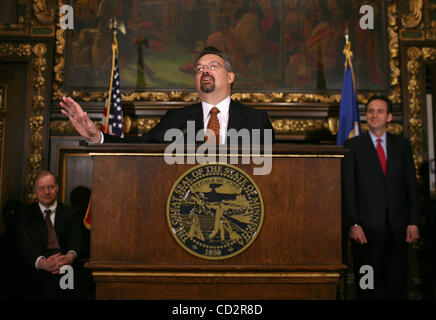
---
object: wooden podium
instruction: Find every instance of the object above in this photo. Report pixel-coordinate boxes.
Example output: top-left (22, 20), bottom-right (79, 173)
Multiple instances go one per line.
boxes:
top-left (85, 144), bottom-right (346, 299)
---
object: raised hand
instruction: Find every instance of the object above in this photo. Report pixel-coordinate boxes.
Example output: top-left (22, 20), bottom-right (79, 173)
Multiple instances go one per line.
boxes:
top-left (60, 96), bottom-right (102, 143)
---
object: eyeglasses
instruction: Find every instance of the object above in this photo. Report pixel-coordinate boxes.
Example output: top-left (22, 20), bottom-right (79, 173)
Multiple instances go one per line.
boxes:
top-left (37, 185), bottom-right (56, 192)
top-left (194, 61), bottom-right (223, 73)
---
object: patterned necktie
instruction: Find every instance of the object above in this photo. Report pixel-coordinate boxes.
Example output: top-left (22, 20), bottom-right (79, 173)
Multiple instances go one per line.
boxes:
top-left (376, 138), bottom-right (386, 175)
top-left (44, 209), bottom-right (60, 250)
top-left (206, 107), bottom-right (220, 144)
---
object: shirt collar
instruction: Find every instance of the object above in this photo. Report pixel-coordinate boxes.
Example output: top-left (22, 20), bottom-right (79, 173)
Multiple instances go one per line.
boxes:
top-left (39, 201), bottom-right (57, 215)
top-left (202, 96), bottom-right (231, 121)
top-left (368, 131), bottom-right (387, 144)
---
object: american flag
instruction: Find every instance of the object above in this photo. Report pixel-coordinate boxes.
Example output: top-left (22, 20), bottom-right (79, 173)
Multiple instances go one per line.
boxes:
top-left (84, 38), bottom-right (122, 230)
top-left (101, 47), bottom-right (123, 137)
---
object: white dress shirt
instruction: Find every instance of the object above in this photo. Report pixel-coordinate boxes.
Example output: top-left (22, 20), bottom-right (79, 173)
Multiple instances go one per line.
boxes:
top-left (368, 131), bottom-right (387, 159)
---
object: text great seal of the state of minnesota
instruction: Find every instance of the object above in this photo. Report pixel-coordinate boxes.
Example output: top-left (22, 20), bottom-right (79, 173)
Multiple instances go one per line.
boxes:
top-left (167, 163), bottom-right (264, 260)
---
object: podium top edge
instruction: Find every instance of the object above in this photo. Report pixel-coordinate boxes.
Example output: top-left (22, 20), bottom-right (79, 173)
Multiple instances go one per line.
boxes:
top-left (62, 143), bottom-right (348, 156)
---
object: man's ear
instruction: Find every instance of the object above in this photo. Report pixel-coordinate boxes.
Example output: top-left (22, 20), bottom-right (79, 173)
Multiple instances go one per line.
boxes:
top-left (387, 113), bottom-right (393, 123)
top-left (228, 72), bottom-right (235, 85)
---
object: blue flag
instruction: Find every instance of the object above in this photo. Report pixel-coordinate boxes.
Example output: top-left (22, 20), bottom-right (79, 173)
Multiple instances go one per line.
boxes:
top-left (336, 44), bottom-right (360, 145)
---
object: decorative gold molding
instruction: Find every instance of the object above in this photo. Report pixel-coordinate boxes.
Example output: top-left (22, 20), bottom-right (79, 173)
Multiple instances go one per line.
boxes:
top-left (406, 47), bottom-right (436, 182)
top-left (361, 123), bottom-right (404, 136)
top-left (388, 0), bottom-right (402, 104)
top-left (51, 116), bottom-right (404, 139)
top-left (135, 117), bottom-right (160, 133)
top-left (0, 43), bottom-right (32, 57)
top-left (0, 42), bottom-right (49, 203)
top-left (424, 0), bottom-right (436, 40)
top-left (32, 0), bottom-right (56, 26)
top-left (324, 118), bottom-right (403, 137)
top-left (91, 271), bottom-right (341, 278)
top-left (51, 117), bottom-right (160, 135)
top-left (51, 119), bottom-right (101, 135)
top-left (401, 0), bottom-right (423, 28)
top-left (52, 1), bottom-right (401, 106)
top-left (0, 84), bottom-right (6, 112)
top-left (0, 0), bottom-right (30, 35)
top-left (272, 119), bottom-right (329, 135)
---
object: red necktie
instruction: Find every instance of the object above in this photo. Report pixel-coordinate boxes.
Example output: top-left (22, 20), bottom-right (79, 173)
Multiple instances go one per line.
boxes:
top-left (45, 209), bottom-right (60, 250)
top-left (206, 107), bottom-right (220, 144)
top-left (376, 138), bottom-right (386, 175)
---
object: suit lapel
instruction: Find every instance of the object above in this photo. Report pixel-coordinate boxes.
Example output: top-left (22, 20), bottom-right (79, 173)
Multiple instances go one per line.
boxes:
top-left (31, 204), bottom-right (48, 248)
top-left (186, 103), bottom-right (205, 141)
top-left (54, 203), bottom-right (64, 242)
top-left (362, 132), bottom-right (385, 179)
top-left (189, 103), bottom-right (204, 128)
top-left (227, 100), bottom-right (244, 131)
top-left (385, 133), bottom-right (397, 179)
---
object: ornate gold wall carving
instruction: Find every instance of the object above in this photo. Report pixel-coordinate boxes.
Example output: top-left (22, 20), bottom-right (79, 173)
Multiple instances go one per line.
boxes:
top-left (399, 0), bottom-right (436, 40)
top-left (401, 0), bottom-right (423, 29)
top-left (51, 119), bottom-right (101, 134)
top-left (0, 85), bottom-right (6, 111)
top-left (406, 46), bottom-right (436, 180)
top-left (388, 0), bottom-right (402, 103)
top-left (272, 119), bottom-right (329, 135)
top-left (424, 0), bottom-right (436, 40)
top-left (0, 43), bottom-right (32, 56)
top-left (0, 0), bottom-right (30, 35)
top-left (50, 117), bottom-right (404, 139)
top-left (32, 0), bottom-right (56, 26)
top-left (0, 42), bottom-right (49, 203)
top-left (51, 116), bottom-right (163, 136)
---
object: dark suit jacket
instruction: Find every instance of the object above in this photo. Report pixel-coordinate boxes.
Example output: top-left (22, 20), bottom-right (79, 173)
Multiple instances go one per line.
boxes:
top-left (342, 132), bottom-right (420, 245)
top-left (103, 99), bottom-right (275, 144)
top-left (16, 202), bottom-right (84, 271)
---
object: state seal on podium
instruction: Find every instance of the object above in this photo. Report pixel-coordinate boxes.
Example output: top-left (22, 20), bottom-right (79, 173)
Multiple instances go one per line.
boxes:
top-left (167, 163), bottom-right (264, 260)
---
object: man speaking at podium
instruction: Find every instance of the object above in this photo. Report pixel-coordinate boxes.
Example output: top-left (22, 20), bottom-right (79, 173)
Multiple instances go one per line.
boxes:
top-left (60, 46), bottom-right (274, 145)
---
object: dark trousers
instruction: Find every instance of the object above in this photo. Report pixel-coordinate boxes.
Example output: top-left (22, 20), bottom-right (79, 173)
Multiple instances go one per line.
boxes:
top-left (34, 253), bottom-right (84, 300)
top-left (351, 220), bottom-right (409, 300)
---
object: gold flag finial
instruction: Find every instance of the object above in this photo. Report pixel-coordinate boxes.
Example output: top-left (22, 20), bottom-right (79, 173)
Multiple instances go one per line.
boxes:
top-left (108, 17), bottom-right (126, 35)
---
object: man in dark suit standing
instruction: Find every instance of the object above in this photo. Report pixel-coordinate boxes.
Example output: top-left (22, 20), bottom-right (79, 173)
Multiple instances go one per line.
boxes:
top-left (342, 95), bottom-right (421, 300)
top-left (59, 46), bottom-right (274, 144)
top-left (16, 171), bottom-right (85, 299)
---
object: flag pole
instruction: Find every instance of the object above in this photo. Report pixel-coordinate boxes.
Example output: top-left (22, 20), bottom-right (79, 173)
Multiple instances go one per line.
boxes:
top-left (336, 23), bottom-right (361, 145)
top-left (103, 18), bottom-right (121, 133)
top-left (343, 23), bottom-right (356, 94)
